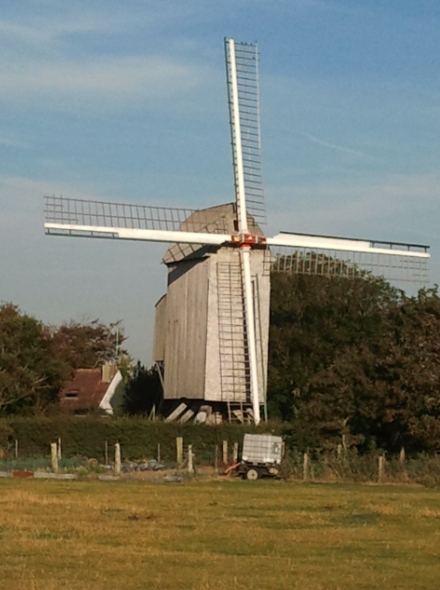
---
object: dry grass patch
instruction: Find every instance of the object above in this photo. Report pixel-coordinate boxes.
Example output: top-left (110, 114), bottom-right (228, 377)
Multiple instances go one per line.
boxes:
top-left (0, 480), bottom-right (439, 589)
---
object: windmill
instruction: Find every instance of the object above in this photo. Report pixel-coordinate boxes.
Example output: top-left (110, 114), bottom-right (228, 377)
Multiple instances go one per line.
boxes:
top-left (44, 38), bottom-right (430, 425)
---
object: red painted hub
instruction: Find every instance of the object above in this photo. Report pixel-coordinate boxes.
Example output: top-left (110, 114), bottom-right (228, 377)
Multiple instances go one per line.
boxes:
top-left (231, 233), bottom-right (267, 247)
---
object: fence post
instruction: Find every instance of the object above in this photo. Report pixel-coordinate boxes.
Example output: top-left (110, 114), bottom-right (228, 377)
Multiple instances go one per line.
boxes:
top-left (233, 442), bottom-right (239, 464)
top-left (399, 447), bottom-right (406, 463)
top-left (50, 442), bottom-right (58, 473)
top-left (222, 440), bottom-right (228, 465)
top-left (214, 444), bottom-right (219, 472)
top-left (157, 443), bottom-right (161, 463)
top-left (14, 439), bottom-right (18, 459)
top-left (115, 443), bottom-right (121, 476)
top-left (176, 437), bottom-right (183, 465)
top-left (303, 451), bottom-right (310, 482)
top-left (57, 437), bottom-right (62, 461)
top-left (378, 455), bottom-right (385, 483)
top-left (188, 444), bottom-right (194, 474)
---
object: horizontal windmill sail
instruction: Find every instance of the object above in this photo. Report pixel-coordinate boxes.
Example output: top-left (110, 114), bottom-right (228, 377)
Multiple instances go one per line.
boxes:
top-left (44, 196), bottom-right (232, 247)
top-left (45, 196), bottom-right (430, 283)
top-left (268, 231), bottom-right (429, 283)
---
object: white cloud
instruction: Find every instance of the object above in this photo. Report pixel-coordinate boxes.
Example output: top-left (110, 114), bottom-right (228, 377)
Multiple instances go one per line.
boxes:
top-left (0, 55), bottom-right (211, 112)
top-left (0, 174), bottom-right (97, 199)
top-left (0, 3), bottom-right (220, 114)
top-left (0, 135), bottom-right (30, 149)
top-left (300, 132), bottom-right (368, 158)
top-left (0, 20), bottom-right (48, 48)
top-left (0, 7), bottom-right (155, 48)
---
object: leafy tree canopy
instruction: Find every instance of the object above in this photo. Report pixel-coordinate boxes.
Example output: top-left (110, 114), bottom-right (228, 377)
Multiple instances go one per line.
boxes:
top-left (51, 319), bottom-right (130, 370)
top-left (0, 305), bottom-right (132, 416)
top-left (123, 363), bottom-right (162, 417)
top-left (0, 304), bottom-right (69, 415)
top-left (268, 272), bottom-right (440, 453)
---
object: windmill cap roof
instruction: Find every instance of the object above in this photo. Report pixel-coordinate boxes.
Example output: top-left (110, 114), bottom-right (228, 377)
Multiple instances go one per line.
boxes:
top-left (163, 202), bottom-right (264, 264)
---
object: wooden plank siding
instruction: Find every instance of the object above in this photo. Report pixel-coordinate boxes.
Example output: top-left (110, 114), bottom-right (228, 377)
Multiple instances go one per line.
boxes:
top-left (162, 258), bottom-right (209, 399)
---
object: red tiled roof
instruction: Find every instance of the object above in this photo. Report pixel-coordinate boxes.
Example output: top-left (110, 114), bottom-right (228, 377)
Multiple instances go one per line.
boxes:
top-left (59, 369), bottom-right (109, 413)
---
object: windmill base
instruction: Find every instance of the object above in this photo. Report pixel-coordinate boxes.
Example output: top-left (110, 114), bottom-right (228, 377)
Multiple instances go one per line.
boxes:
top-left (162, 399), bottom-right (258, 424)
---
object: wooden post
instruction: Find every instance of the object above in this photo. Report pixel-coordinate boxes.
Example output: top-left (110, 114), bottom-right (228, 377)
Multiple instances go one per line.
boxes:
top-left (176, 437), bottom-right (183, 465)
top-left (14, 439), bottom-right (18, 459)
top-left (157, 443), bottom-right (161, 463)
top-left (303, 451), bottom-right (310, 482)
top-left (214, 444), bottom-right (219, 471)
top-left (233, 442), bottom-right (239, 464)
top-left (104, 440), bottom-right (109, 465)
top-left (399, 447), bottom-right (406, 463)
top-left (50, 442), bottom-right (58, 473)
top-left (57, 437), bottom-right (62, 461)
top-left (222, 440), bottom-right (228, 465)
top-left (378, 455), bottom-right (385, 483)
top-left (188, 444), bottom-right (194, 473)
top-left (114, 443), bottom-right (121, 476)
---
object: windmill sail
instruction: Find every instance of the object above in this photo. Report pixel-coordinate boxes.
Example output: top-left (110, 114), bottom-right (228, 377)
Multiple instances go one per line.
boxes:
top-left (225, 38), bottom-right (266, 424)
top-left (225, 39), bottom-right (266, 228)
top-left (267, 232), bottom-right (429, 283)
top-left (44, 195), bottom-right (231, 247)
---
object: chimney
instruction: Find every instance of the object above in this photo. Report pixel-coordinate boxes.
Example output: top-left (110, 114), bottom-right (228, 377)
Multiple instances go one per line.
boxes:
top-left (101, 362), bottom-right (117, 383)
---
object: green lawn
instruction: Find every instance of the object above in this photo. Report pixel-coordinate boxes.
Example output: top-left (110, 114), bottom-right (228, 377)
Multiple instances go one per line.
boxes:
top-left (1, 478), bottom-right (439, 589)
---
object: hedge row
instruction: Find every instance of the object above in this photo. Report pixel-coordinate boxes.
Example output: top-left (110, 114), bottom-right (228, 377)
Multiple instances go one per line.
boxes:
top-left (0, 417), bottom-right (288, 463)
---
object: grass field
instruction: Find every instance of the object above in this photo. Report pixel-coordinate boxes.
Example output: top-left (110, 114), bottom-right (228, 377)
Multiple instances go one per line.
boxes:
top-left (1, 478), bottom-right (439, 589)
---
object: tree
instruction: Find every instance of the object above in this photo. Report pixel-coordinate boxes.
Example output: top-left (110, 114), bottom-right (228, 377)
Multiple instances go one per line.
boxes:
top-left (268, 270), bottom-right (440, 453)
top-left (268, 271), bottom-right (396, 447)
top-left (268, 272), bottom-right (396, 421)
top-left (51, 319), bottom-right (130, 370)
top-left (362, 288), bottom-right (440, 452)
top-left (0, 304), bottom-right (69, 415)
top-left (123, 363), bottom-right (163, 416)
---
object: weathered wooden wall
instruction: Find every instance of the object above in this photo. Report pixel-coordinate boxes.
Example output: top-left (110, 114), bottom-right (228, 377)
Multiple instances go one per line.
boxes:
top-left (161, 258), bottom-right (209, 399)
top-left (153, 295), bottom-right (167, 362)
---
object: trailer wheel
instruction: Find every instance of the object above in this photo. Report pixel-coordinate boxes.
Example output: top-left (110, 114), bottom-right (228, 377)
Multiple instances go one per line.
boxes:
top-left (246, 468), bottom-right (259, 481)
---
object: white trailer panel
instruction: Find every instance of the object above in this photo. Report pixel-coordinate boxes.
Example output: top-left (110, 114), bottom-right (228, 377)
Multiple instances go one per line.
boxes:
top-left (242, 434), bottom-right (283, 464)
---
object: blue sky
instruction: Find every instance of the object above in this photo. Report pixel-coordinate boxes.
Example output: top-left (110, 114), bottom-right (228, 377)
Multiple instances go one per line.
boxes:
top-left (1, 0), bottom-right (439, 363)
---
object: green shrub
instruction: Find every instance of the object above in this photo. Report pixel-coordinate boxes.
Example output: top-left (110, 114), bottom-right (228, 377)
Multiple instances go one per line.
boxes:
top-left (0, 416), bottom-right (287, 463)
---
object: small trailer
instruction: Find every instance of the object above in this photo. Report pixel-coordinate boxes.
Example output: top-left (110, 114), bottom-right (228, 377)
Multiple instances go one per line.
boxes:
top-left (238, 434), bottom-right (283, 480)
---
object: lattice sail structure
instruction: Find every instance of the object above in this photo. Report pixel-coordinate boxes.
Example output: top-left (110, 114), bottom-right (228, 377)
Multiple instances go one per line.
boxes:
top-left (44, 37), bottom-right (431, 426)
top-left (270, 233), bottom-right (429, 283)
top-left (45, 195), bottom-right (430, 284)
top-left (225, 39), bottom-right (266, 227)
top-left (44, 196), bottom-right (231, 246)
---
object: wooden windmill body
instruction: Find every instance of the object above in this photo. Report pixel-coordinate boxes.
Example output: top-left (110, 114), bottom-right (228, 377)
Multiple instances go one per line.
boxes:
top-left (153, 203), bottom-right (270, 422)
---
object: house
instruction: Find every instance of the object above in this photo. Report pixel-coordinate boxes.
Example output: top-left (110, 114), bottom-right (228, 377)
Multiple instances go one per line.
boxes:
top-left (59, 363), bottom-right (123, 415)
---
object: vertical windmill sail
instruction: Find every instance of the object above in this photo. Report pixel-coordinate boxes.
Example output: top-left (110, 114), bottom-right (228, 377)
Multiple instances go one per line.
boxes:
top-left (224, 38), bottom-right (267, 425)
top-left (44, 37), bottom-right (430, 426)
top-left (225, 39), bottom-right (266, 228)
